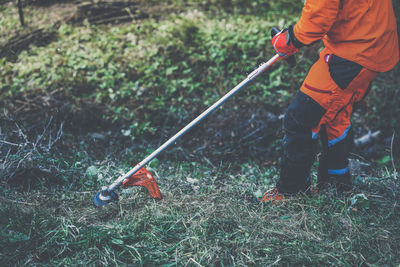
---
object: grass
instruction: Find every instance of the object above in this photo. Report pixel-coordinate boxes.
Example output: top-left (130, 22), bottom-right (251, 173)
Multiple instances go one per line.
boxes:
top-left (1, 161), bottom-right (399, 266)
top-left (1, 117), bottom-right (398, 266)
top-left (0, 120), bottom-right (399, 265)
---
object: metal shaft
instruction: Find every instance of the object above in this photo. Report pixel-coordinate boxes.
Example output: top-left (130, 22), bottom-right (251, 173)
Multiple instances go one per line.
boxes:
top-left (107, 54), bottom-right (280, 192)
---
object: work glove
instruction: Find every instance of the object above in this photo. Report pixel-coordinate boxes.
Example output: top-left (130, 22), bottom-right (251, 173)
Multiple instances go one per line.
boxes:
top-left (271, 25), bottom-right (304, 66)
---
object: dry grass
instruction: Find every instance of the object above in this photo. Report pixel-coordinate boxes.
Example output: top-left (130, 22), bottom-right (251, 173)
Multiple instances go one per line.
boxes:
top-left (1, 159), bottom-right (400, 266)
top-left (0, 115), bottom-right (399, 266)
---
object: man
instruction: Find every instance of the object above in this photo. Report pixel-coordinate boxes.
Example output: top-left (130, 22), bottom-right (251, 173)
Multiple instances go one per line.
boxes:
top-left (258, 0), bottom-right (399, 202)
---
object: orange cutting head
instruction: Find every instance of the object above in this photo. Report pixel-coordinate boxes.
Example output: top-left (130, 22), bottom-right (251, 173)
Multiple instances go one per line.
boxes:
top-left (122, 167), bottom-right (162, 199)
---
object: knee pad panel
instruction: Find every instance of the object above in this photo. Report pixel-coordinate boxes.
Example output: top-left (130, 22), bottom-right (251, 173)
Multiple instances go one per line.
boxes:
top-left (283, 91), bottom-right (326, 134)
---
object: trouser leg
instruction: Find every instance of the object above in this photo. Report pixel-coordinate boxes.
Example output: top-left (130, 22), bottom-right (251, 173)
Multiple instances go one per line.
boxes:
top-left (318, 124), bottom-right (353, 191)
top-left (298, 49), bottom-right (377, 192)
top-left (278, 48), bottom-right (377, 195)
top-left (277, 91), bottom-right (326, 194)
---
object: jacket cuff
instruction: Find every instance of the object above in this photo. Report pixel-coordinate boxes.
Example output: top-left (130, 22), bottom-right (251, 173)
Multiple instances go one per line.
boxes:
top-left (288, 25), bottom-right (305, 48)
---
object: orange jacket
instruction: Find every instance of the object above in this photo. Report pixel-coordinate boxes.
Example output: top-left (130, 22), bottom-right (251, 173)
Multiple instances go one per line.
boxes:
top-left (294, 0), bottom-right (399, 72)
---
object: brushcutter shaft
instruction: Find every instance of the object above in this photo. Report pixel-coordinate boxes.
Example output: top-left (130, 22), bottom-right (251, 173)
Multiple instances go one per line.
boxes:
top-left (107, 54), bottom-right (280, 192)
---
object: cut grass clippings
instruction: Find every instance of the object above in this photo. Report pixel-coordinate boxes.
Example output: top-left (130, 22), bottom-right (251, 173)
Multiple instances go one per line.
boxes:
top-left (1, 162), bottom-right (399, 266)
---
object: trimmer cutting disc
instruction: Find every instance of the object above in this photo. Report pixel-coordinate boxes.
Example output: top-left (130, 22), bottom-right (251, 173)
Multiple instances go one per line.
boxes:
top-left (93, 187), bottom-right (119, 207)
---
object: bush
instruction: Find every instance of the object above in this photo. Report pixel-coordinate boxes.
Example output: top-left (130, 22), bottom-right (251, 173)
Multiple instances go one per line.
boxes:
top-left (1, 9), bottom-right (307, 138)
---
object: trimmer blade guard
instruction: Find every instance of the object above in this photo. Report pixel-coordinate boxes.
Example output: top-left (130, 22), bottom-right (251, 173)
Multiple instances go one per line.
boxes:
top-left (122, 167), bottom-right (163, 199)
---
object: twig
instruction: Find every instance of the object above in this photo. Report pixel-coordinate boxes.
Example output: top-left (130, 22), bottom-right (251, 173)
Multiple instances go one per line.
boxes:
top-left (266, 255), bottom-right (281, 267)
top-left (242, 125), bottom-right (266, 140)
top-left (390, 131), bottom-right (397, 179)
top-left (15, 151), bottom-right (32, 171)
top-left (15, 122), bottom-right (29, 145)
top-left (17, 0), bottom-right (25, 27)
top-left (354, 130), bottom-right (381, 147)
top-left (349, 152), bottom-right (370, 162)
top-left (1, 148), bottom-right (11, 169)
top-left (0, 140), bottom-right (21, 146)
top-left (0, 196), bottom-right (39, 206)
top-left (35, 116), bottom-right (53, 147)
top-left (47, 122), bottom-right (64, 151)
top-left (187, 258), bottom-right (203, 267)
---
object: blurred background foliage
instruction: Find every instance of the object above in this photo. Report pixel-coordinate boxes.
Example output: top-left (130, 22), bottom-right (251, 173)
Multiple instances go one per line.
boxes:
top-left (0, 0), bottom-right (304, 134)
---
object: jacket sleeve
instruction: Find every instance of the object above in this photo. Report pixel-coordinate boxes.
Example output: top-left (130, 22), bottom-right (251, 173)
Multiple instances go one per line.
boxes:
top-left (294, 0), bottom-right (341, 45)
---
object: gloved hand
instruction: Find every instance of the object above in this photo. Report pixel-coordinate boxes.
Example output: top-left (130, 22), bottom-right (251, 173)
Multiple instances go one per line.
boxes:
top-left (271, 25), bottom-right (303, 59)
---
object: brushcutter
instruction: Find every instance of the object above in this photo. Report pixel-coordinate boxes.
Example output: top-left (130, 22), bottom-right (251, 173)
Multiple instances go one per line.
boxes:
top-left (93, 53), bottom-right (281, 207)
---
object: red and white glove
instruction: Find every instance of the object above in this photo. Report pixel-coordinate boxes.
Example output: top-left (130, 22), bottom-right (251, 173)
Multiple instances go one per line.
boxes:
top-left (271, 26), bottom-right (302, 58)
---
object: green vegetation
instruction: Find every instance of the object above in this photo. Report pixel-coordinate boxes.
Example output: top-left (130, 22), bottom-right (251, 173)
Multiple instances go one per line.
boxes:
top-left (1, 8), bottom-right (304, 135)
top-left (1, 0), bottom-right (399, 266)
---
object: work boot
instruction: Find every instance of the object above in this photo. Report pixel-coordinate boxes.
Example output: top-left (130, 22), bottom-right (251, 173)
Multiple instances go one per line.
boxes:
top-left (256, 188), bottom-right (286, 204)
top-left (318, 156), bottom-right (352, 192)
top-left (256, 184), bottom-right (318, 204)
top-left (330, 172), bottom-right (352, 192)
